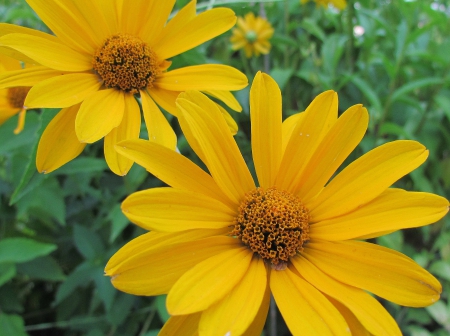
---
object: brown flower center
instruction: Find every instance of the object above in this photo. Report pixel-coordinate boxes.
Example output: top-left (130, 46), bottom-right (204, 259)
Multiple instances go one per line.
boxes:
top-left (93, 33), bottom-right (161, 94)
top-left (231, 187), bottom-right (310, 270)
top-left (7, 87), bottom-right (30, 109)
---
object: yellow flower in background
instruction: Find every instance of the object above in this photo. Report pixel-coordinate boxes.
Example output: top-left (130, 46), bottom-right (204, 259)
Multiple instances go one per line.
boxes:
top-left (0, 54), bottom-right (32, 134)
top-left (301, 0), bottom-right (347, 10)
top-left (0, 0), bottom-right (247, 175)
top-left (230, 12), bottom-right (274, 58)
top-left (106, 72), bottom-right (448, 335)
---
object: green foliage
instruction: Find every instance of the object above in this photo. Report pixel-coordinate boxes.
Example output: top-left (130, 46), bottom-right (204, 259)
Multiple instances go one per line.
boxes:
top-left (0, 0), bottom-right (449, 335)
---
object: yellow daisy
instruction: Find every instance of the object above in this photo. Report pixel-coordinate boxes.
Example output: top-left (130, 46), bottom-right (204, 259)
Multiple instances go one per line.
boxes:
top-left (0, 0), bottom-right (247, 175)
top-left (0, 54), bottom-right (32, 134)
top-left (230, 12), bottom-right (274, 58)
top-left (106, 72), bottom-right (448, 335)
top-left (301, 0), bottom-right (347, 10)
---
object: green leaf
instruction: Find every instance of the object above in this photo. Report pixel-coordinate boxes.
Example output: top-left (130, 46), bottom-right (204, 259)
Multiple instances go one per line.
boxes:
top-left (108, 204), bottom-right (129, 243)
top-left (430, 260), bottom-right (450, 282)
top-left (0, 238), bottom-right (56, 264)
top-left (56, 157), bottom-right (107, 175)
top-left (391, 78), bottom-right (444, 104)
top-left (322, 34), bottom-right (347, 76)
top-left (73, 225), bottom-right (105, 260)
top-left (9, 109), bottom-right (57, 205)
top-left (300, 18), bottom-right (326, 42)
top-left (0, 313), bottom-right (27, 336)
top-left (54, 262), bottom-right (97, 305)
top-left (93, 269), bottom-right (116, 312)
top-left (347, 75), bottom-right (383, 118)
top-left (0, 263), bottom-right (16, 286)
top-left (426, 300), bottom-right (450, 327)
top-left (17, 256), bottom-right (66, 281)
top-left (270, 68), bottom-right (294, 91)
top-left (156, 295), bottom-right (170, 323)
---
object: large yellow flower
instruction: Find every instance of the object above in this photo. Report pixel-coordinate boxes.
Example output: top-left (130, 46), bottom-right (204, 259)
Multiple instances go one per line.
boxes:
top-left (0, 54), bottom-right (32, 134)
top-left (230, 12), bottom-right (274, 58)
top-left (301, 0), bottom-right (347, 10)
top-left (0, 0), bottom-right (247, 175)
top-left (105, 72), bottom-right (448, 335)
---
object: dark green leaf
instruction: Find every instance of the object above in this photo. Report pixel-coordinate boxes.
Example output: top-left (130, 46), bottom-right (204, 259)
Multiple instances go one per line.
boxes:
top-left (0, 238), bottom-right (56, 264)
top-left (0, 313), bottom-right (27, 336)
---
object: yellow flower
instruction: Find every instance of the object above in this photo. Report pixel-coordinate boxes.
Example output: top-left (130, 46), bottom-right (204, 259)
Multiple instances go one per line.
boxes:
top-left (0, 0), bottom-right (247, 175)
top-left (230, 12), bottom-right (274, 58)
top-left (106, 72), bottom-right (448, 335)
top-left (301, 0), bottom-right (347, 10)
top-left (0, 54), bottom-right (32, 134)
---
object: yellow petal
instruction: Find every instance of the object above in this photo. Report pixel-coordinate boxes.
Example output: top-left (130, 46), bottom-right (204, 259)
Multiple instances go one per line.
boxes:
top-left (311, 188), bottom-right (449, 241)
top-left (156, 65), bottom-right (248, 91)
top-left (176, 91), bottom-right (255, 204)
top-left (0, 106), bottom-right (20, 125)
top-left (292, 256), bottom-right (401, 335)
top-left (120, 0), bottom-right (175, 45)
top-left (167, 247), bottom-right (253, 315)
top-left (250, 72), bottom-right (282, 188)
top-left (26, 0), bottom-right (98, 54)
top-left (106, 229), bottom-right (228, 275)
top-left (327, 297), bottom-right (371, 336)
top-left (104, 94), bottom-right (141, 176)
top-left (159, 313), bottom-right (201, 336)
top-left (309, 140), bottom-right (429, 222)
top-left (148, 86), bottom-right (179, 116)
top-left (0, 22), bottom-right (59, 41)
top-left (75, 89), bottom-right (124, 143)
top-left (36, 105), bottom-right (86, 173)
top-left (151, 0), bottom-right (196, 48)
top-left (25, 73), bottom-right (101, 108)
top-left (270, 267), bottom-right (350, 336)
top-left (109, 234), bottom-right (239, 296)
top-left (281, 112), bottom-right (304, 155)
top-left (0, 66), bottom-right (66, 89)
top-left (0, 53), bottom-right (21, 71)
top-left (303, 240), bottom-right (442, 307)
top-left (203, 90), bottom-right (242, 112)
top-left (199, 257), bottom-right (267, 336)
top-left (121, 187), bottom-right (235, 232)
top-left (0, 34), bottom-right (92, 71)
top-left (297, 105), bottom-right (369, 202)
top-left (275, 91), bottom-right (338, 192)
top-left (241, 281), bottom-right (270, 336)
top-left (217, 104), bottom-right (238, 135)
top-left (154, 8), bottom-right (236, 59)
top-left (115, 139), bottom-right (235, 209)
top-left (140, 90), bottom-right (176, 150)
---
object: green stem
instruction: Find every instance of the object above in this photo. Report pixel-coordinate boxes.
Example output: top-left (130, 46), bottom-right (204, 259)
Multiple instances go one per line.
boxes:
top-left (240, 50), bottom-right (253, 79)
top-left (346, 0), bottom-right (355, 73)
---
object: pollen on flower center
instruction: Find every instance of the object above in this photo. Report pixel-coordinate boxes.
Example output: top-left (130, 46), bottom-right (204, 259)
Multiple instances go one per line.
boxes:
top-left (231, 187), bottom-right (310, 270)
top-left (7, 87), bottom-right (30, 109)
top-left (93, 34), bottom-right (161, 94)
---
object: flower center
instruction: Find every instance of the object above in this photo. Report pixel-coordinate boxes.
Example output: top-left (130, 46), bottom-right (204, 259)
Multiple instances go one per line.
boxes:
top-left (245, 30), bottom-right (258, 43)
top-left (7, 87), bottom-right (30, 109)
top-left (231, 187), bottom-right (310, 270)
top-left (93, 33), bottom-right (161, 94)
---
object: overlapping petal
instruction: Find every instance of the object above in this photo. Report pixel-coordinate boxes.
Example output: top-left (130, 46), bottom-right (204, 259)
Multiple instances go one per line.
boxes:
top-left (167, 247), bottom-right (253, 315)
top-left (309, 140), bottom-right (429, 221)
top-left (159, 313), bottom-right (201, 336)
top-left (108, 235), bottom-right (238, 296)
top-left (25, 73), bottom-right (101, 108)
top-left (303, 240), bottom-right (441, 307)
top-left (270, 267), bottom-right (350, 335)
top-left (36, 105), bottom-right (86, 173)
top-left (310, 188), bottom-right (449, 240)
top-left (75, 89), bottom-right (124, 143)
top-left (275, 90), bottom-right (338, 192)
top-left (199, 257), bottom-right (266, 336)
top-left (104, 94), bottom-right (141, 176)
top-left (0, 66), bottom-right (65, 89)
top-left (154, 7), bottom-right (236, 60)
top-left (121, 188), bottom-right (235, 232)
top-left (176, 91), bottom-right (255, 204)
top-left (0, 34), bottom-right (92, 71)
top-left (292, 255), bottom-right (401, 335)
top-left (156, 64), bottom-right (248, 91)
top-left (250, 72), bottom-right (282, 188)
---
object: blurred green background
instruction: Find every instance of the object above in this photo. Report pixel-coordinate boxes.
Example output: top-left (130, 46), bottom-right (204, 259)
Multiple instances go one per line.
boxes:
top-left (0, 0), bottom-right (449, 335)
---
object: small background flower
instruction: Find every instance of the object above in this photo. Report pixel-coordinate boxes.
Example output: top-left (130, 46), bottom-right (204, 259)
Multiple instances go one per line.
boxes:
top-left (230, 12), bottom-right (274, 58)
top-left (301, 0), bottom-right (347, 10)
top-left (0, 54), bottom-right (32, 134)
